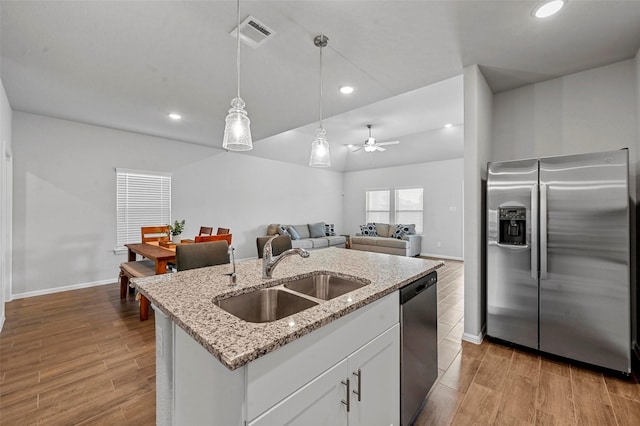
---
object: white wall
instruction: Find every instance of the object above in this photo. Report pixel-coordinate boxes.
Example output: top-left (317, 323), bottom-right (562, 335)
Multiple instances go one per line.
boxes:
top-left (493, 60), bottom-right (636, 162)
top-left (463, 65), bottom-right (493, 344)
top-left (342, 158), bottom-right (464, 259)
top-left (11, 112), bottom-right (344, 296)
top-left (172, 153), bottom-right (344, 260)
top-left (12, 112), bottom-right (215, 296)
top-left (0, 77), bottom-right (13, 330)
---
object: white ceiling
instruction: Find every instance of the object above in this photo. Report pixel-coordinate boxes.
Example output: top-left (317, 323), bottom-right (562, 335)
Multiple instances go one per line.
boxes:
top-left (2, 1), bottom-right (640, 172)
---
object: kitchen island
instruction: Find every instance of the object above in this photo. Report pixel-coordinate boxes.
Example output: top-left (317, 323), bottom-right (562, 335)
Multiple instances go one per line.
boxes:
top-left (134, 247), bottom-right (443, 425)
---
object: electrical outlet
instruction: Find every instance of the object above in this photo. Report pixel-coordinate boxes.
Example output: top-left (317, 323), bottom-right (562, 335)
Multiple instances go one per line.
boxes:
top-left (449, 206), bottom-right (457, 212)
top-left (437, 241), bottom-right (441, 247)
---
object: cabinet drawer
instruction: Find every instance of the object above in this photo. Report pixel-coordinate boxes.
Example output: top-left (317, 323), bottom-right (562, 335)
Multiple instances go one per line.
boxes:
top-left (246, 291), bottom-right (399, 421)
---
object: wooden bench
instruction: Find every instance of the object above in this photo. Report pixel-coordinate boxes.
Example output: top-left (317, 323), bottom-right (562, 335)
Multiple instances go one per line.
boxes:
top-left (119, 260), bottom-right (156, 320)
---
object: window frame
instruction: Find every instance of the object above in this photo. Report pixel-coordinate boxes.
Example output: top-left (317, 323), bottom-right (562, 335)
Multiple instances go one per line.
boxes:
top-left (365, 189), bottom-right (391, 225)
top-left (115, 168), bottom-right (172, 252)
top-left (364, 186), bottom-right (424, 234)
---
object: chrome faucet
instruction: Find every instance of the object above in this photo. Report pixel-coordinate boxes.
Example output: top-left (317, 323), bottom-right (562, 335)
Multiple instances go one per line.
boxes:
top-left (262, 235), bottom-right (310, 279)
top-left (225, 245), bottom-right (237, 285)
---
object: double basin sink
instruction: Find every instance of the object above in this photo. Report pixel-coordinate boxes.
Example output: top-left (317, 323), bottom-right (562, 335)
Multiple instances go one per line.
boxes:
top-left (215, 272), bottom-right (369, 323)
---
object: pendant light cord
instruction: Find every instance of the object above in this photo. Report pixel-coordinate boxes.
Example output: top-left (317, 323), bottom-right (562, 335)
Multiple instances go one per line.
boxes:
top-left (318, 44), bottom-right (323, 128)
top-left (236, 0), bottom-right (241, 100)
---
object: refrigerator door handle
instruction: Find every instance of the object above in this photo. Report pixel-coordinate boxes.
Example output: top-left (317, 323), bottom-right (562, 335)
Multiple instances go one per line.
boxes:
top-left (531, 184), bottom-right (538, 279)
top-left (540, 183), bottom-right (548, 279)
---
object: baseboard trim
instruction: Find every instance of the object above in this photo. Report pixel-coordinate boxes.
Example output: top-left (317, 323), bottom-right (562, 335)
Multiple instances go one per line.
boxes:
top-left (0, 315), bottom-right (5, 333)
top-left (11, 279), bottom-right (115, 300)
top-left (420, 253), bottom-right (463, 261)
top-left (462, 325), bottom-right (486, 344)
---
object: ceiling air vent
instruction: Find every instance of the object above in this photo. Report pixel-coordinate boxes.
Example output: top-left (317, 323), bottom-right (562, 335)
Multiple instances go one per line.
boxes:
top-left (230, 16), bottom-right (275, 49)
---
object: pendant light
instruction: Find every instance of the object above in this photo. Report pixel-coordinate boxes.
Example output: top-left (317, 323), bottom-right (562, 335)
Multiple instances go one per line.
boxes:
top-left (222, 0), bottom-right (253, 151)
top-left (309, 35), bottom-right (331, 167)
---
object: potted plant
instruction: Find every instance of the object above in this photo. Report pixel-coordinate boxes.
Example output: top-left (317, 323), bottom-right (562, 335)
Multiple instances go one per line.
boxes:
top-left (169, 219), bottom-right (186, 243)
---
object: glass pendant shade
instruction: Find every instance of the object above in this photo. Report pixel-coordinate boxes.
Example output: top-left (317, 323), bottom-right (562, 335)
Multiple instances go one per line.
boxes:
top-left (222, 97), bottom-right (252, 151)
top-left (309, 127), bottom-right (331, 167)
top-left (222, 0), bottom-right (253, 152)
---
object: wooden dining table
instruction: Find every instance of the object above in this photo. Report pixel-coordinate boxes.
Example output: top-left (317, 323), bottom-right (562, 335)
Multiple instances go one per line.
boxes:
top-left (125, 242), bottom-right (176, 274)
top-left (125, 242), bottom-right (176, 320)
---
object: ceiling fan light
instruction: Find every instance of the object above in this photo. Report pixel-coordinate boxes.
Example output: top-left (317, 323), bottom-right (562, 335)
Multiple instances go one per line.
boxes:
top-left (364, 145), bottom-right (376, 153)
top-left (309, 127), bottom-right (331, 167)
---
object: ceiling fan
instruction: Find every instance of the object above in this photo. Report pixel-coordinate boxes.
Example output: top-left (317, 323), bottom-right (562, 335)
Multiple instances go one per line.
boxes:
top-left (350, 124), bottom-right (400, 152)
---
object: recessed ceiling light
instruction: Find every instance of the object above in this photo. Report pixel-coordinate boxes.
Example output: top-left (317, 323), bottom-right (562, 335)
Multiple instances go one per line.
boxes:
top-left (168, 113), bottom-right (182, 120)
top-left (444, 123), bottom-right (453, 128)
top-left (339, 86), bottom-right (354, 94)
top-left (534, 0), bottom-right (565, 19)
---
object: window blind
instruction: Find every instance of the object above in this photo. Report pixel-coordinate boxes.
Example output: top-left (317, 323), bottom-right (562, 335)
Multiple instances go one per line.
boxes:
top-left (395, 188), bottom-right (424, 234)
top-left (116, 168), bottom-right (171, 249)
top-left (365, 189), bottom-right (390, 224)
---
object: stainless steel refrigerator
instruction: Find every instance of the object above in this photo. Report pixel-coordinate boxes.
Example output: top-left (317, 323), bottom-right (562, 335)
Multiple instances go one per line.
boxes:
top-left (486, 149), bottom-right (631, 373)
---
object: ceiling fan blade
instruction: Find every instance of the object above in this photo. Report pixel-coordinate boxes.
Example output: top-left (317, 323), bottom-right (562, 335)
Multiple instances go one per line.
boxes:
top-left (376, 146), bottom-right (386, 152)
top-left (351, 146), bottom-right (363, 152)
top-left (376, 140), bottom-right (400, 146)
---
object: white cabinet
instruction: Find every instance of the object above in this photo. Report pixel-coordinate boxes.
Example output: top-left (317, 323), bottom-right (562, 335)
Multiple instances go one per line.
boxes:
top-left (249, 359), bottom-right (349, 426)
top-left (249, 324), bottom-right (400, 426)
top-left (170, 292), bottom-right (400, 425)
top-left (348, 324), bottom-right (399, 426)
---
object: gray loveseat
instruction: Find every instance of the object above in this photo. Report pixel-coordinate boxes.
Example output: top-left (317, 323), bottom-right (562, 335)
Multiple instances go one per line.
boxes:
top-left (265, 223), bottom-right (346, 250)
top-left (351, 223), bottom-right (422, 257)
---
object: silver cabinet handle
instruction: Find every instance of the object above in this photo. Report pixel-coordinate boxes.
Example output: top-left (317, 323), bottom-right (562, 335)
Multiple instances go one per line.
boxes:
top-left (352, 369), bottom-right (361, 401)
top-left (341, 378), bottom-right (350, 412)
top-left (540, 183), bottom-right (548, 279)
top-left (531, 184), bottom-right (538, 280)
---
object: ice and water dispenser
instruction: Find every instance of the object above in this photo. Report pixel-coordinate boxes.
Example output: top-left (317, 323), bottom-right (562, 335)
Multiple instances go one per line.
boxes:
top-left (498, 207), bottom-right (526, 245)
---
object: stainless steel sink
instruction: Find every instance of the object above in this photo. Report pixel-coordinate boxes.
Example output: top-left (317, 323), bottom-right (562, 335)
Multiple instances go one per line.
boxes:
top-left (216, 289), bottom-right (318, 323)
top-left (284, 274), bottom-right (369, 300)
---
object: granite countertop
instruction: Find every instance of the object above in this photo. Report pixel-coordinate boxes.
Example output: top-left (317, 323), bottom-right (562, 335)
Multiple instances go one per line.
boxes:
top-left (133, 247), bottom-right (444, 370)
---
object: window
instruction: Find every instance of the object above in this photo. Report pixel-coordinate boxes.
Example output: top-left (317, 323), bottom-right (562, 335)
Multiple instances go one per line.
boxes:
top-left (365, 190), bottom-right (390, 224)
top-left (395, 188), bottom-right (423, 234)
top-left (116, 168), bottom-right (171, 249)
top-left (364, 187), bottom-right (424, 234)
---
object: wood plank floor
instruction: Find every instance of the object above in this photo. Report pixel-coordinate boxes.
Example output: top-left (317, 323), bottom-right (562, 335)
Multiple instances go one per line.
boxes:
top-left (414, 259), bottom-right (640, 426)
top-left (0, 285), bottom-right (156, 424)
top-left (2, 259), bottom-right (639, 425)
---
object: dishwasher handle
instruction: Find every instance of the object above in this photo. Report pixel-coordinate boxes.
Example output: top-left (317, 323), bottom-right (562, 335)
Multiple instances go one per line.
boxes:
top-left (400, 271), bottom-right (437, 304)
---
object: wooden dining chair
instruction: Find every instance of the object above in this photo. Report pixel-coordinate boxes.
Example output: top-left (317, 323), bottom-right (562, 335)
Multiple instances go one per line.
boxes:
top-left (256, 235), bottom-right (292, 259)
top-left (216, 227), bottom-right (230, 235)
top-left (199, 226), bottom-right (214, 236)
top-left (194, 234), bottom-right (232, 245)
top-left (141, 225), bottom-right (170, 243)
top-left (176, 240), bottom-right (230, 271)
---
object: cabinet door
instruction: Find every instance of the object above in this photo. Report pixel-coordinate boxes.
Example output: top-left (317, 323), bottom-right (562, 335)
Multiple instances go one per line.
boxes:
top-left (348, 324), bottom-right (400, 426)
top-left (249, 359), bottom-right (348, 426)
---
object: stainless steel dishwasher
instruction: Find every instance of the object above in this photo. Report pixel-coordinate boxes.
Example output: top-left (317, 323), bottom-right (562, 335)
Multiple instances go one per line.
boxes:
top-left (400, 271), bottom-right (438, 426)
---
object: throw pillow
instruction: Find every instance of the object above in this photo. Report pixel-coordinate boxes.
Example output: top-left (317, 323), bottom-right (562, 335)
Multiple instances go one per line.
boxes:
top-left (277, 225), bottom-right (290, 236)
top-left (359, 223), bottom-right (378, 236)
top-left (309, 222), bottom-right (326, 238)
top-left (375, 223), bottom-right (390, 238)
top-left (325, 223), bottom-right (336, 236)
top-left (266, 224), bottom-right (280, 236)
top-left (287, 225), bottom-right (301, 240)
top-left (391, 224), bottom-right (413, 239)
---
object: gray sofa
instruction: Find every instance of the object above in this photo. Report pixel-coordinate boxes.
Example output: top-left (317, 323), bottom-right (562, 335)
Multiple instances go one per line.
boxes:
top-left (265, 223), bottom-right (346, 250)
top-left (351, 223), bottom-right (422, 257)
